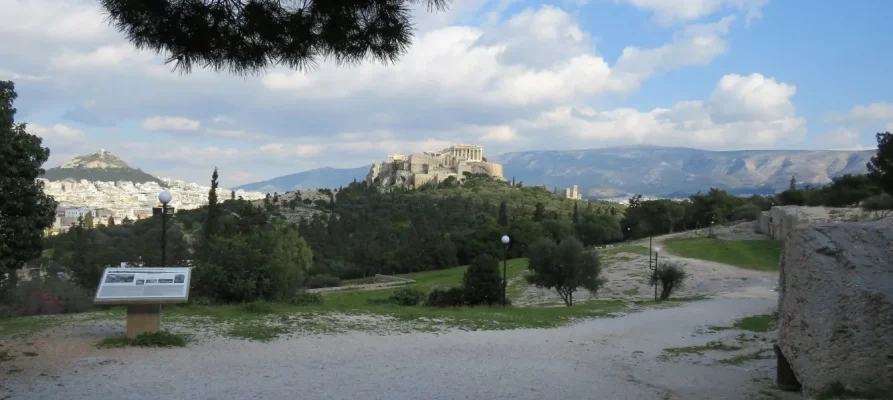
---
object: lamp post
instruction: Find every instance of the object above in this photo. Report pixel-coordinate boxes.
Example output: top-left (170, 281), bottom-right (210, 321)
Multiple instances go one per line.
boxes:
top-left (653, 247), bottom-right (661, 301)
top-left (158, 191), bottom-right (172, 267)
top-left (501, 235), bottom-right (510, 307)
top-left (709, 216), bottom-right (716, 237)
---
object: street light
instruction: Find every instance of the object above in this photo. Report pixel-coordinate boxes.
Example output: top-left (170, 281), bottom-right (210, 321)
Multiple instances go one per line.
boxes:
top-left (501, 235), bottom-right (510, 307)
top-left (158, 191), bottom-right (172, 267)
top-left (652, 247), bottom-right (661, 301)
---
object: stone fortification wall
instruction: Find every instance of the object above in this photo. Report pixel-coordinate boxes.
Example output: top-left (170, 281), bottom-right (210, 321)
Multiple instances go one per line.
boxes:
top-left (757, 206), bottom-right (871, 240)
top-left (777, 221), bottom-right (893, 394)
top-left (366, 153), bottom-right (504, 190)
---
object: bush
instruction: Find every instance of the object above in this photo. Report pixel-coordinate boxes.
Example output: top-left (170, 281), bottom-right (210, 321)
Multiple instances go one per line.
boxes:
top-left (651, 261), bottom-right (687, 300)
top-left (98, 331), bottom-right (188, 348)
top-left (389, 287), bottom-right (426, 306)
top-left (425, 287), bottom-right (465, 307)
top-left (862, 193), bottom-right (893, 218)
top-left (731, 203), bottom-right (762, 222)
top-left (366, 287), bottom-right (426, 306)
top-left (288, 290), bottom-right (323, 306)
top-left (0, 278), bottom-right (93, 318)
top-left (462, 254), bottom-right (504, 306)
top-left (305, 274), bottom-right (341, 289)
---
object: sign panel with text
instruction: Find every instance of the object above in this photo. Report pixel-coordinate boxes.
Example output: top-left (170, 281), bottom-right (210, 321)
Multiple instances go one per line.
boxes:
top-left (94, 267), bottom-right (191, 304)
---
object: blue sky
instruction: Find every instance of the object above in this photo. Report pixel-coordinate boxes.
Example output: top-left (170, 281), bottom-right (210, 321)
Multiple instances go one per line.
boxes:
top-left (1, 0), bottom-right (890, 186)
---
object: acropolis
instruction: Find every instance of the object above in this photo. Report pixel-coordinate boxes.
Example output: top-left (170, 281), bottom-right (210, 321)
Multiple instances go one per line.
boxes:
top-left (367, 144), bottom-right (504, 189)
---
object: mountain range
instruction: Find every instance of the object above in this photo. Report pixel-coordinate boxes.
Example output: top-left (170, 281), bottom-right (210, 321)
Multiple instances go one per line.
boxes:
top-left (234, 145), bottom-right (876, 197)
top-left (41, 149), bottom-right (163, 185)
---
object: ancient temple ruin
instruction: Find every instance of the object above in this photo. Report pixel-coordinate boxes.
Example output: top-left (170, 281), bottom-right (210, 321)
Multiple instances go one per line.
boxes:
top-left (366, 144), bottom-right (504, 189)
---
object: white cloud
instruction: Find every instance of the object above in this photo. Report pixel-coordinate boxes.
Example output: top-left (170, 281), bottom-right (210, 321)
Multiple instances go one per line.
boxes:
top-left (27, 123), bottom-right (86, 143)
top-left (142, 116), bottom-right (201, 131)
top-left (614, 16), bottom-right (735, 87)
top-left (514, 73), bottom-right (805, 149)
top-left (825, 102), bottom-right (893, 125)
top-left (262, 7), bottom-right (732, 108)
top-left (814, 128), bottom-right (874, 151)
top-left (0, 69), bottom-right (46, 81)
top-left (212, 115), bottom-right (236, 125)
top-left (0, 0), bottom-right (109, 43)
top-left (619, 0), bottom-right (769, 25)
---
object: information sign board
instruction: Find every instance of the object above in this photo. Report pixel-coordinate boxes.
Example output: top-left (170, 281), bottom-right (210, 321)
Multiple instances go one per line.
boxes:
top-left (94, 267), bottom-right (191, 304)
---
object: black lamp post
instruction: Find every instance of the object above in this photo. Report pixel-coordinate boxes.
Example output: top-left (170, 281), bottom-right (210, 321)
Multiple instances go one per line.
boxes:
top-left (501, 234), bottom-right (510, 307)
top-left (158, 191), bottom-right (172, 266)
top-left (652, 247), bottom-right (661, 301)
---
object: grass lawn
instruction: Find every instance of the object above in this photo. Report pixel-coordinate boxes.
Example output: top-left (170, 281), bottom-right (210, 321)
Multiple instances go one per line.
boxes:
top-left (1, 258), bottom-right (706, 341)
top-left (663, 238), bottom-right (782, 271)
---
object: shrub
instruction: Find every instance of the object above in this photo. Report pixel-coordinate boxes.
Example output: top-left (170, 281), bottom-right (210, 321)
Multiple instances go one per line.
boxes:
top-left (243, 301), bottom-right (275, 314)
top-left (366, 287), bottom-right (426, 306)
top-left (425, 287), bottom-right (465, 307)
top-left (389, 287), bottom-right (426, 306)
top-left (651, 261), bottom-right (687, 300)
top-left (98, 331), bottom-right (188, 348)
top-left (0, 278), bottom-right (93, 318)
top-left (731, 203), bottom-right (762, 222)
top-left (862, 193), bottom-right (893, 218)
top-left (305, 274), bottom-right (341, 289)
top-left (288, 290), bottom-right (323, 306)
top-left (462, 254), bottom-right (504, 306)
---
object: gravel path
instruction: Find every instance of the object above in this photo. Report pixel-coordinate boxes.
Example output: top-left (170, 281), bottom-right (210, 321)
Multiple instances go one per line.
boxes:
top-left (1, 224), bottom-right (789, 400)
top-left (2, 297), bottom-right (782, 400)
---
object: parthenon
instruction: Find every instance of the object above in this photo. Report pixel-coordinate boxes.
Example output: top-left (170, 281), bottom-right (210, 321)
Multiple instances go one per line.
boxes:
top-left (440, 144), bottom-right (483, 162)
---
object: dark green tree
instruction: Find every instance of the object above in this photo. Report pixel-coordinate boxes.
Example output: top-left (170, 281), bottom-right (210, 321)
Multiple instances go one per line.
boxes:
top-left (462, 254), bottom-right (503, 306)
top-left (498, 200), bottom-right (509, 227)
top-left (0, 81), bottom-right (58, 287)
top-left (867, 132), bottom-right (893, 195)
top-left (526, 237), bottom-right (605, 306)
top-left (83, 212), bottom-right (94, 229)
top-left (99, 0), bottom-right (449, 75)
top-left (107, 216), bottom-right (116, 227)
top-left (122, 216), bottom-right (134, 226)
top-left (231, 190), bottom-right (235, 201)
top-left (572, 202), bottom-right (579, 224)
top-left (204, 167), bottom-right (220, 238)
top-left (533, 202), bottom-right (546, 222)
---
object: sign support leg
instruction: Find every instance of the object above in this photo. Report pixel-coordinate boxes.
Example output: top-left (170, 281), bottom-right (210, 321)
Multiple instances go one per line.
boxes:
top-left (126, 304), bottom-right (162, 339)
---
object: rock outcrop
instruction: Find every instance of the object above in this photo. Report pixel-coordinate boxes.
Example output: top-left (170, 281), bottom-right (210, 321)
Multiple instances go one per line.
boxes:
top-left (366, 145), bottom-right (504, 190)
top-left (777, 221), bottom-right (893, 394)
top-left (757, 206), bottom-right (872, 240)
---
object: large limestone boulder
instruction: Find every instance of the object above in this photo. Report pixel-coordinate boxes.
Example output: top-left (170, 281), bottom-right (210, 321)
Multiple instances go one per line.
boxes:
top-left (777, 221), bottom-right (893, 394)
top-left (764, 206), bottom-right (871, 240)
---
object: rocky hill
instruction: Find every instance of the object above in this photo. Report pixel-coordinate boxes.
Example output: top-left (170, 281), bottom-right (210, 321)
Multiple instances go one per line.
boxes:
top-left (42, 149), bottom-right (163, 185)
top-left (233, 145), bottom-right (877, 197)
top-left (490, 145), bottom-right (875, 197)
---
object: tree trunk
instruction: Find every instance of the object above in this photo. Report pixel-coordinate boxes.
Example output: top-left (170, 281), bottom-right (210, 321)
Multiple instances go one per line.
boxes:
top-left (568, 291), bottom-right (573, 306)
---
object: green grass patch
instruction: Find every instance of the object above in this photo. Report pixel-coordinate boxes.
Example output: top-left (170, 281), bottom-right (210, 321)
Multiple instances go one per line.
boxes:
top-left (0, 315), bottom-right (61, 339)
top-left (661, 341), bottom-right (742, 360)
top-left (734, 314), bottom-right (773, 332)
top-left (0, 350), bottom-right (14, 363)
top-left (663, 238), bottom-right (782, 271)
top-left (717, 349), bottom-right (774, 365)
top-left (7, 367), bottom-right (23, 375)
top-left (621, 288), bottom-right (640, 296)
top-left (21, 351), bottom-right (37, 357)
top-left (97, 331), bottom-right (188, 348)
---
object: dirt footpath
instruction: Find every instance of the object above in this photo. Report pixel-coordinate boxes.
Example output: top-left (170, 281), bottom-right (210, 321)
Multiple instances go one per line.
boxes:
top-left (516, 221), bottom-right (778, 306)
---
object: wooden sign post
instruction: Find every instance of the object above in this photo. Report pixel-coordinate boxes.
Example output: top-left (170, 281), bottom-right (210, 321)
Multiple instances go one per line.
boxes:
top-left (94, 267), bottom-right (192, 338)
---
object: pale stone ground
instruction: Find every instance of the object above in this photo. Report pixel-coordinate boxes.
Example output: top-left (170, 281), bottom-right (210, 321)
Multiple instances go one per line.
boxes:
top-left (516, 221), bottom-right (777, 306)
top-left (1, 222), bottom-right (798, 400)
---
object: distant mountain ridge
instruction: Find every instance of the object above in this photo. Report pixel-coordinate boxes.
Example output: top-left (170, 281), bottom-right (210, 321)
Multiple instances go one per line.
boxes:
top-left (236, 145), bottom-right (876, 197)
top-left (490, 145), bottom-right (874, 197)
top-left (234, 166), bottom-right (370, 193)
top-left (42, 149), bottom-right (164, 185)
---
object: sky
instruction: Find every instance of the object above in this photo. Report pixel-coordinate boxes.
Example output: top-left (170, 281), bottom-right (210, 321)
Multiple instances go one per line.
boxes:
top-left (1, 0), bottom-right (891, 187)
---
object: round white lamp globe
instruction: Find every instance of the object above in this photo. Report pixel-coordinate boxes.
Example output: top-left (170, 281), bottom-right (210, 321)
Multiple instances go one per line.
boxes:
top-left (158, 191), bottom-right (172, 204)
top-left (501, 235), bottom-right (510, 245)
top-left (653, 247), bottom-right (661, 254)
